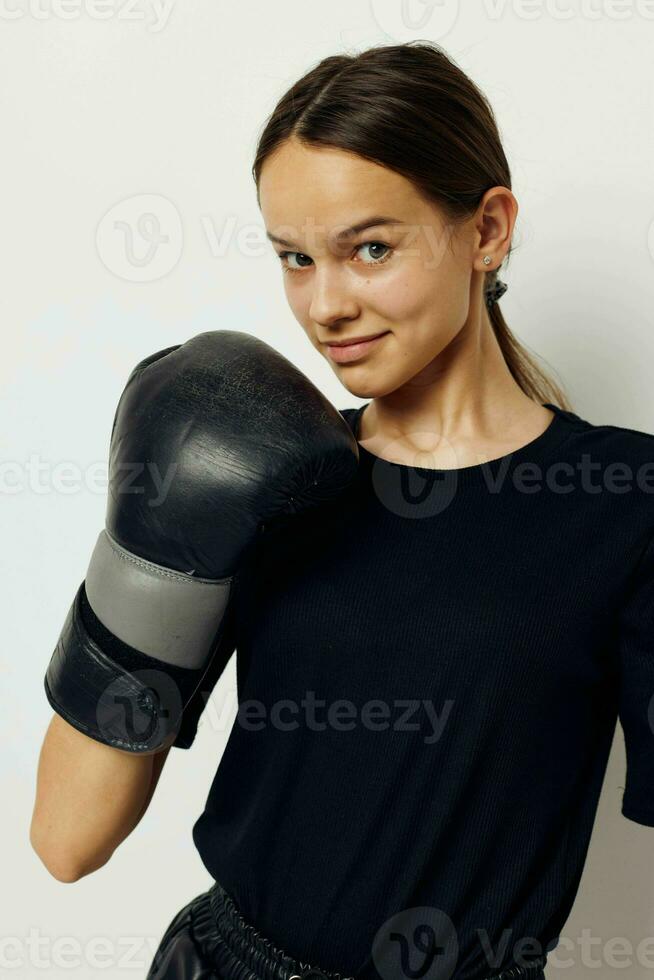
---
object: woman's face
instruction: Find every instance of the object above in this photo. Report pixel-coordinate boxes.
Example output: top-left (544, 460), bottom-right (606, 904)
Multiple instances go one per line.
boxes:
top-left (258, 137), bottom-right (478, 399)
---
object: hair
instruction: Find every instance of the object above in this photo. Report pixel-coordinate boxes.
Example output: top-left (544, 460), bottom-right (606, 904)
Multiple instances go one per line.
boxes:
top-left (252, 41), bottom-right (572, 411)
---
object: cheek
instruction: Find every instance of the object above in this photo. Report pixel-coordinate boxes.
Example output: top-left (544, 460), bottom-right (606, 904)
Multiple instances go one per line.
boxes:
top-left (385, 254), bottom-right (469, 331)
top-left (380, 265), bottom-right (467, 361)
top-left (283, 278), bottom-right (311, 325)
top-left (367, 265), bottom-right (443, 323)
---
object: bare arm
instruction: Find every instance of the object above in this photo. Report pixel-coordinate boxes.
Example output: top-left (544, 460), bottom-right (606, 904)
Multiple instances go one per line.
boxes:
top-left (30, 713), bottom-right (171, 882)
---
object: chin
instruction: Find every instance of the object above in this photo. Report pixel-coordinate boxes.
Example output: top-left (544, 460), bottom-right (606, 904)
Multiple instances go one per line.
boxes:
top-left (337, 371), bottom-right (405, 401)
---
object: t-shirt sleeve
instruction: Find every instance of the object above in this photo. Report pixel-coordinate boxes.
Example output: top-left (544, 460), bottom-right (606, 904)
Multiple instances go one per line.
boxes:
top-left (618, 528), bottom-right (654, 825)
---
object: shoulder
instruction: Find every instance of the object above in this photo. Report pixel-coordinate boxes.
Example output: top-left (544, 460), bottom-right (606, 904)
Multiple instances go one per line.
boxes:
top-left (554, 407), bottom-right (654, 545)
top-left (558, 405), bottom-right (654, 469)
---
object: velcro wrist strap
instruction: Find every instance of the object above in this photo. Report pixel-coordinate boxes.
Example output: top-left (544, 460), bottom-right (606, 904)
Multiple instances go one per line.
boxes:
top-left (44, 584), bottom-right (189, 753)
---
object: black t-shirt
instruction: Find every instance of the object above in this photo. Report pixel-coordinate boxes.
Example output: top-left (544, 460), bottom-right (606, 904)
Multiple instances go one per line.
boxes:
top-left (176, 401), bottom-right (654, 979)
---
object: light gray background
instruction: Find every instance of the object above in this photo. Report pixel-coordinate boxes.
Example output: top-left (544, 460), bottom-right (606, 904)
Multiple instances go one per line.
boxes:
top-left (3, 1), bottom-right (654, 977)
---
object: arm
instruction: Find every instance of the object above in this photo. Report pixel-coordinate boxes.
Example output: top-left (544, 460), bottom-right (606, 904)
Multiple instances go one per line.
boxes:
top-left (30, 713), bottom-right (171, 882)
top-left (35, 331), bottom-right (358, 878)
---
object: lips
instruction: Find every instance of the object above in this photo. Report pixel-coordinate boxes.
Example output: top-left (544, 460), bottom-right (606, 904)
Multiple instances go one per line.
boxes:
top-left (325, 331), bottom-right (390, 364)
top-left (325, 332), bottom-right (388, 348)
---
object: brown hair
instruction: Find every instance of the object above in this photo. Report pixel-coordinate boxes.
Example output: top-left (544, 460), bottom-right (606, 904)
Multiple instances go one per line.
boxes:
top-left (252, 41), bottom-right (572, 411)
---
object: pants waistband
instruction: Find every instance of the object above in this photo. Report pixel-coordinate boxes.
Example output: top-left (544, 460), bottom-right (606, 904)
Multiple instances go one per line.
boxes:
top-left (194, 879), bottom-right (547, 980)
top-left (194, 879), bottom-right (354, 980)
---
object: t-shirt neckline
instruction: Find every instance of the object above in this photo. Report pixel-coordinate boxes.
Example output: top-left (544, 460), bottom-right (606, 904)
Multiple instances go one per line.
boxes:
top-left (352, 402), bottom-right (576, 484)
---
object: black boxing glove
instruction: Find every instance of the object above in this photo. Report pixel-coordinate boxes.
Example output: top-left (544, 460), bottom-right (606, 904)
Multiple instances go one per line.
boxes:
top-left (44, 330), bottom-right (359, 753)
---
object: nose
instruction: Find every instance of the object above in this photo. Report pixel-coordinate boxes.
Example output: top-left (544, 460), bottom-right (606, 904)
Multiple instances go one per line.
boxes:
top-left (308, 264), bottom-right (359, 327)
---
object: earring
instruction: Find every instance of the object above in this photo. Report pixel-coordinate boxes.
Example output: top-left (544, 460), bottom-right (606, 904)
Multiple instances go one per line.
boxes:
top-left (482, 255), bottom-right (492, 266)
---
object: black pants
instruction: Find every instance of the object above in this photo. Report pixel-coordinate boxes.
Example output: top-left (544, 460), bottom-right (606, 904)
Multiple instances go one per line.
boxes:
top-left (145, 890), bottom-right (215, 979)
top-left (145, 879), bottom-right (547, 980)
top-left (145, 879), bottom-right (352, 980)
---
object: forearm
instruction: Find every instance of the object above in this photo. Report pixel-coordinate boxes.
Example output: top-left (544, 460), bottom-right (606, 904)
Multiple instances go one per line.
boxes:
top-left (132, 744), bottom-right (171, 829)
top-left (30, 714), bottom-right (166, 881)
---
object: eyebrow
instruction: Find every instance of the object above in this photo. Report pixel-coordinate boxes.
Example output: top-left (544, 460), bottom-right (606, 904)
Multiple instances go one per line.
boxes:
top-left (266, 215), bottom-right (404, 248)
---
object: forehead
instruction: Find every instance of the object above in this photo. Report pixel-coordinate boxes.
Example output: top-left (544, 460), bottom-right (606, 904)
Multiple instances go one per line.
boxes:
top-left (258, 138), bottom-right (420, 230)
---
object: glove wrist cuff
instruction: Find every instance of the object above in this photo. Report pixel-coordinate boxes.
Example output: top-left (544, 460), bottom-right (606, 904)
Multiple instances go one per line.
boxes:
top-left (44, 585), bottom-right (190, 753)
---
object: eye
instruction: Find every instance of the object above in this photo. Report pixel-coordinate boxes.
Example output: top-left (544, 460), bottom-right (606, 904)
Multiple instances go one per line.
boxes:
top-left (356, 242), bottom-right (392, 265)
top-left (277, 241), bottom-right (393, 275)
top-left (278, 251), bottom-right (313, 273)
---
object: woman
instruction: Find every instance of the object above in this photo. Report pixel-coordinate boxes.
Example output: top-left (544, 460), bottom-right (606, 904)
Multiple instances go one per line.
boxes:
top-left (38, 41), bottom-right (654, 980)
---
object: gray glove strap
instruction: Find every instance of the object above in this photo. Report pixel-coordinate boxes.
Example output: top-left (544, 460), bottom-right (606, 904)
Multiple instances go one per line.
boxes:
top-left (85, 530), bottom-right (232, 669)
